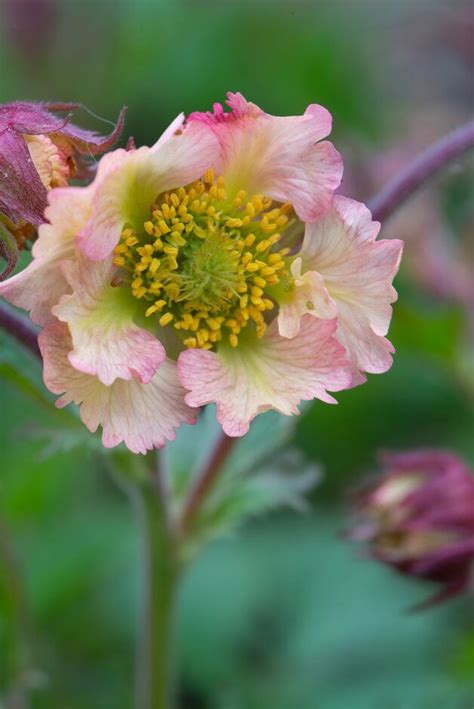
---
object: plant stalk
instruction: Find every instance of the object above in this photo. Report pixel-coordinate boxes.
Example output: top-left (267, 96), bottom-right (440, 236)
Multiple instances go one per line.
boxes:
top-left (134, 478), bottom-right (179, 709)
top-left (369, 120), bottom-right (474, 222)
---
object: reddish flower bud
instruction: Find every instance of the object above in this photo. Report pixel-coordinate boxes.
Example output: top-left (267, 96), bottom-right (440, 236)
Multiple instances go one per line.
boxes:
top-left (348, 450), bottom-right (474, 608)
top-left (0, 101), bottom-right (126, 270)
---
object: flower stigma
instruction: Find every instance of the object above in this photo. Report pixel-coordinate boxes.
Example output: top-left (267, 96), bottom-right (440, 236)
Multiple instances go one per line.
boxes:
top-left (113, 169), bottom-right (295, 350)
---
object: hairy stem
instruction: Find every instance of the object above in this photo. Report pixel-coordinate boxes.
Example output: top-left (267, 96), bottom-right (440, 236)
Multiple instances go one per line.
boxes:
top-left (180, 433), bottom-right (237, 533)
top-left (134, 454), bottom-right (179, 709)
top-left (369, 120), bottom-right (474, 222)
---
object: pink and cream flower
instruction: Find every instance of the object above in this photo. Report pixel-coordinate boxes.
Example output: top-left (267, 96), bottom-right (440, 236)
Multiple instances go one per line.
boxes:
top-left (0, 92), bottom-right (402, 453)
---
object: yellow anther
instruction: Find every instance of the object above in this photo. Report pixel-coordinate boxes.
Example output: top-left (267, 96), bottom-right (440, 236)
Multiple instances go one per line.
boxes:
top-left (114, 243), bottom-right (128, 254)
top-left (163, 245), bottom-right (178, 256)
top-left (144, 221), bottom-right (155, 235)
top-left (132, 277), bottom-right (143, 289)
top-left (256, 239), bottom-right (271, 253)
top-left (245, 202), bottom-right (256, 218)
top-left (260, 266), bottom-right (275, 276)
top-left (246, 262), bottom-right (260, 272)
top-left (184, 337), bottom-right (197, 348)
top-left (113, 256), bottom-right (125, 267)
top-left (253, 276), bottom-right (267, 289)
top-left (226, 218), bottom-right (243, 229)
top-left (159, 313), bottom-right (174, 327)
top-left (251, 286), bottom-right (264, 297)
top-left (263, 298), bottom-right (274, 310)
top-left (149, 258), bottom-right (161, 274)
top-left (126, 235), bottom-right (139, 247)
top-left (203, 168), bottom-right (215, 183)
top-left (145, 304), bottom-right (159, 318)
top-left (158, 220), bottom-right (170, 235)
top-left (207, 318), bottom-right (221, 331)
top-left (229, 333), bottom-right (239, 348)
top-left (135, 287), bottom-right (147, 299)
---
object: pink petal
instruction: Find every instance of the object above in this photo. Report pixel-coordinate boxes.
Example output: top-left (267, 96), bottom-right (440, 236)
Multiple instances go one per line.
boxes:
top-left (39, 321), bottom-right (197, 454)
top-left (178, 315), bottom-right (351, 437)
top-left (52, 257), bottom-right (165, 386)
top-left (0, 186), bottom-right (90, 324)
top-left (77, 119), bottom-right (220, 261)
top-left (299, 196), bottom-right (403, 378)
top-left (278, 257), bottom-right (337, 338)
top-left (188, 91), bottom-right (343, 221)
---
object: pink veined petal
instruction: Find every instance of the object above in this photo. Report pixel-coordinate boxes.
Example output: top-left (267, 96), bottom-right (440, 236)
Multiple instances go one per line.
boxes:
top-left (52, 257), bottom-right (165, 386)
top-left (278, 257), bottom-right (337, 338)
top-left (0, 186), bottom-right (91, 325)
top-left (299, 196), bottom-right (403, 379)
top-left (39, 321), bottom-right (197, 454)
top-left (178, 315), bottom-right (351, 437)
top-left (76, 120), bottom-right (220, 262)
top-left (188, 91), bottom-right (343, 222)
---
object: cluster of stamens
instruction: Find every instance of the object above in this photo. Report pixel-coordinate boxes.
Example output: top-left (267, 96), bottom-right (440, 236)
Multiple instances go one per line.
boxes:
top-left (113, 169), bottom-right (294, 350)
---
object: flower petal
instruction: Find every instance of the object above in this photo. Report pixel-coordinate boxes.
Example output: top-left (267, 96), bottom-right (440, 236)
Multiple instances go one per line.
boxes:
top-left (0, 186), bottom-right (90, 324)
top-left (39, 321), bottom-right (197, 454)
top-left (178, 315), bottom-right (351, 437)
top-left (52, 257), bottom-right (165, 386)
top-left (299, 196), bottom-right (403, 379)
top-left (188, 92), bottom-right (343, 221)
top-left (278, 257), bottom-right (337, 338)
top-left (76, 119), bottom-right (220, 261)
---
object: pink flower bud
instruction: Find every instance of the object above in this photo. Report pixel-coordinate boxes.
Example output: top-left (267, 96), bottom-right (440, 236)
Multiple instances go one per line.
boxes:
top-left (348, 450), bottom-right (474, 608)
top-left (0, 101), bottom-right (126, 232)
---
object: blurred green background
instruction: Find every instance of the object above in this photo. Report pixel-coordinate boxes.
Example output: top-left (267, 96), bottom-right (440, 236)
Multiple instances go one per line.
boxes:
top-left (0, 0), bottom-right (473, 707)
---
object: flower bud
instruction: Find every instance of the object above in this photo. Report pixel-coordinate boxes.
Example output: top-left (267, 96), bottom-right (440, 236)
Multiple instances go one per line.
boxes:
top-left (348, 450), bottom-right (474, 607)
top-left (0, 101), bottom-right (126, 275)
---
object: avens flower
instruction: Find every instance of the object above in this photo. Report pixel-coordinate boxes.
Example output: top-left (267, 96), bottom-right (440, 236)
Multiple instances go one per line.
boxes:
top-left (0, 93), bottom-right (402, 453)
top-left (348, 450), bottom-right (474, 607)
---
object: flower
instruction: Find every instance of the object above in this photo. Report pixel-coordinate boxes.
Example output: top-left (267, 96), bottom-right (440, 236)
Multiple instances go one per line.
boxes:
top-left (0, 92), bottom-right (402, 453)
top-left (0, 101), bottom-right (126, 236)
top-left (348, 450), bottom-right (474, 607)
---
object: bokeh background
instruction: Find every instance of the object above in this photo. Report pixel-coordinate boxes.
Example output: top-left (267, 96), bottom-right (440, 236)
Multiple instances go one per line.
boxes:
top-left (0, 0), bottom-right (473, 707)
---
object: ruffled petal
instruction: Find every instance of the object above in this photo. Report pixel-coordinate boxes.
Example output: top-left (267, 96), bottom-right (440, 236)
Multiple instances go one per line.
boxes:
top-left (299, 196), bottom-right (403, 378)
top-left (52, 257), bottom-right (165, 386)
top-left (278, 257), bottom-right (337, 338)
top-left (188, 92), bottom-right (343, 221)
top-left (178, 315), bottom-right (351, 437)
top-left (39, 321), bottom-right (197, 454)
top-left (77, 119), bottom-right (220, 261)
top-left (0, 186), bottom-right (90, 324)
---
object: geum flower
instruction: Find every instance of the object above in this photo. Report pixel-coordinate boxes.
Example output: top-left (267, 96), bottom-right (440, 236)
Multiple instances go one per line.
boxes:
top-left (0, 101), bottom-right (126, 249)
top-left (348, 450), bottom-right (474, 608)
top-left (0, 93), bottom-right (402, 453)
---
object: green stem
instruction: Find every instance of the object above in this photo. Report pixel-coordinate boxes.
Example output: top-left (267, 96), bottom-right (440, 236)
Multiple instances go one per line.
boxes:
top-left (134, 476), bottom-right (179, 709)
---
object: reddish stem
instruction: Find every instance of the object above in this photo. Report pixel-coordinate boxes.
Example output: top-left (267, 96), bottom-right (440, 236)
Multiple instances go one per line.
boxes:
top-left (0, 302), bottom-right (40, 359)
top-left (369, 120), bottom-right (474, 223)
top-left (180, 433), bottom-right (237, 533)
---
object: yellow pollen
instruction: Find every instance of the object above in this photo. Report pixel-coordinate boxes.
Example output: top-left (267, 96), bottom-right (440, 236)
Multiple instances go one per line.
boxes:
top-left (113, 172), bottom-right (296, 350)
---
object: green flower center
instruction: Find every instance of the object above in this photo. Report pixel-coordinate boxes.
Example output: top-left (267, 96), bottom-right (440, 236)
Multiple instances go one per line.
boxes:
top-left (113, 169), bottom-right (295, 350)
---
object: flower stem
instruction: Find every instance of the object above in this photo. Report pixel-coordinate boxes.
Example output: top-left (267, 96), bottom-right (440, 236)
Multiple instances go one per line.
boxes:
top-left (180, 433), bottom-right (237, 533)
top-left (0, 302), bottom-right (40, 360)
top-left (134, 457), bottom-right (179, 709)
top-left (369, 120), bottom-right (474, 223)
